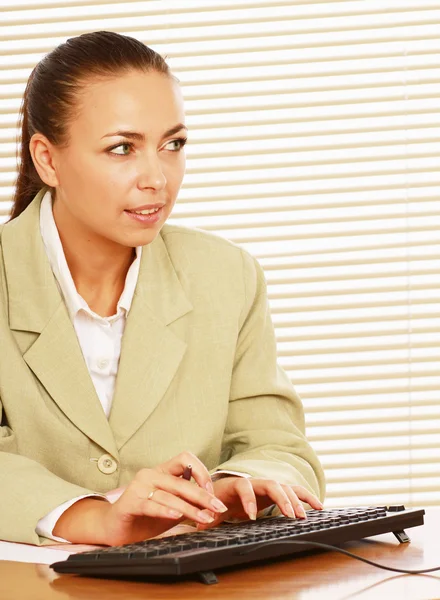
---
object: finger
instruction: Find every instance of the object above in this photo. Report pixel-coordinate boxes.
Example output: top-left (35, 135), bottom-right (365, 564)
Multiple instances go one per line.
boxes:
top-left (113, 492), bottom-right (184, 522)
top-left (283, 486), bottom-right (307, 519)
top-left (250, 480), bottom-right (299, 519)
top-left (139, 497), bottom-right (185, 521)
top-left (137, 471), bottom-right (228, 516)
top-left (196, 511), bottom-right (223, 531)
top-left (290, 486), bottom-right (324, 510)
top-left (144, 489), bottom-right (217, 526)
top-left (230, 478), bottom-right (258, 520)
top-left (159, 452), bottom-right (214, 494)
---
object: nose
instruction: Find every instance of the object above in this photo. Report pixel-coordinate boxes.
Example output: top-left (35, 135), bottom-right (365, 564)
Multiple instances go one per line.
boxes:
top-left (137, 152), bottom-right (167, 191)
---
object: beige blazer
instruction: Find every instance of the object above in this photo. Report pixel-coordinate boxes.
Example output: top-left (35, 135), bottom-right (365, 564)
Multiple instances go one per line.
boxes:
top-left (0, 189), bottom-right (325, 545)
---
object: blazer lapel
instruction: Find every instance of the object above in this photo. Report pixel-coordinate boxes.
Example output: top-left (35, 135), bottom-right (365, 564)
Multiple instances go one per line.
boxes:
top-left (109, 233), bottom-right (193, 451)
top-left (2, 190), bottom-right (118, 457)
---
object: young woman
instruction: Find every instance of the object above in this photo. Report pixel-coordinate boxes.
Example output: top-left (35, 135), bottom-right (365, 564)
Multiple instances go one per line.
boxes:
top-left (0, 31), bottom-right (325, 547)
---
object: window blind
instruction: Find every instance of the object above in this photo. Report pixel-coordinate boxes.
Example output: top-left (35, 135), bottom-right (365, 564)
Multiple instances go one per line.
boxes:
top-left (0, 0), bottom-right (439, 508)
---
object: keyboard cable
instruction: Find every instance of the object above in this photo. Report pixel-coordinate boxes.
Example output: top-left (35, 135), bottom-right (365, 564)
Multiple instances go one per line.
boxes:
top-left (238, 540), bottom-right (440, 575)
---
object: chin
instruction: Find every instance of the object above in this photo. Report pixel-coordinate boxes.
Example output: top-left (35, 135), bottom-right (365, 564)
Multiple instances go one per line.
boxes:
top-left (130, 229), bottom-right (162, 248)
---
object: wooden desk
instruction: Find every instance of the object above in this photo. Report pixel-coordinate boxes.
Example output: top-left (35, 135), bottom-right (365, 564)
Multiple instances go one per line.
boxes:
top-left (2, 509), bottom-right (440, 600)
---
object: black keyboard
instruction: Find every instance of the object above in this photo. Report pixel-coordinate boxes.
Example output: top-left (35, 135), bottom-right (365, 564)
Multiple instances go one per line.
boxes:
top-left (51, 506), bottom-right (424, 584)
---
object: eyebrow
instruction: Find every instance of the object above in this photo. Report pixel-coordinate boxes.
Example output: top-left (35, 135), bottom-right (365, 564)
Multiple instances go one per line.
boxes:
top-left (101, 123), bottom-right (188, 141)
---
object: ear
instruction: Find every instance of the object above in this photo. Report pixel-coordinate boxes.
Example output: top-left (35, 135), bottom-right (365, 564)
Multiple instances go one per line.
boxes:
top-left (29, 133), bottom-right (60, 187)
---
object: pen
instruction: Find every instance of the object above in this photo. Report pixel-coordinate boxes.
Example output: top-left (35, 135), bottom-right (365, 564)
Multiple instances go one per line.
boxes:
top-left (183, 464), bottom-right (192, 481)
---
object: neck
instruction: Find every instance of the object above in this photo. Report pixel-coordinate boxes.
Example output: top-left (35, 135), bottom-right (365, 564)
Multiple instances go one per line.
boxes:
top-left (52, 202), bottom-right (136, 317)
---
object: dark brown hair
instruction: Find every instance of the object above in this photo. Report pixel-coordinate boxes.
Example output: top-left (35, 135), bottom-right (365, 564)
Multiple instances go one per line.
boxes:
top-left (10, 31), bottom-right (172, 220)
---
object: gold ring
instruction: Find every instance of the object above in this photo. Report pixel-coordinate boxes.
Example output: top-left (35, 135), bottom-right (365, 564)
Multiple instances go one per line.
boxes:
top-left (147, 489), bottom-right (157, 500)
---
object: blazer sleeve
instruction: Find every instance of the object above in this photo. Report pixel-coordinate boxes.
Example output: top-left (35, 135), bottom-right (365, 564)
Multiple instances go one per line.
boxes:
top-left (0, 407), bottom-right (104, 545)
top-left (214, 250), bottom-right (326, 502)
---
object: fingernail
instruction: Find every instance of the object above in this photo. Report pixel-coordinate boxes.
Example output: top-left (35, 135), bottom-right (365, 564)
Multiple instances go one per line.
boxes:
top-left (285, 503), bottom-right (295, 518)
top-left (210, 498), bottom-right (228, 512)
top-left (197, 510), bottom-right (215, 523)
top-left (247, 502), bottom-right (257, 520)
top-left (205, 481), bottom-right (214, 495)
top-left (168, 509), bottom-right (183, 519)
top-left (299, 507), bottom-right (307, 519)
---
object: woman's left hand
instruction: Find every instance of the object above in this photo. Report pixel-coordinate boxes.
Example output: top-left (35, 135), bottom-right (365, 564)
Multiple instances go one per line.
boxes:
top-left (196, 476), bottom-right (323, 530)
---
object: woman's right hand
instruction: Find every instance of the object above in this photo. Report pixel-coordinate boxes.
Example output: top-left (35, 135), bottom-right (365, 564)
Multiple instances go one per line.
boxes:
top-left (53, 452), bottom-right (227, 545)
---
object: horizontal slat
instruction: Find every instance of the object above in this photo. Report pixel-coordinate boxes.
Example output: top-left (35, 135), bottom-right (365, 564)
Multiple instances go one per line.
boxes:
top-left (277, 340), bottom-right (440, 358)
top-left (274, 311), bottom-right (440, 329)
top-left (315, 438), bottom-right (440, 456)
top-left (321, 460), bottom-right (440, 474)
top-left (3, 0), bottom-right (440, 25)
top-left (229, 224), bottom-right (440, 245)
top-left (259, 237), bottom-right (440, 260)
top-left (308, 423), bottom-right (440, 442)
top-left (325, 482), bottom-right (440, 498)
top-left (281, 356), bottom-right (440, 373)
top-left (197, 211), bottom-right (440, 233)
top-left (324, 495), bottom-right (440, 507)
top-left (172, 46), bottom-right (440, 73)
top-left (261, 251), bottom-right (440, 272)
top-left (271, 299), bottom-right (440, 316)
top-left (327, 468), bottom-right (440, 485)
top-left (2, 23), bottom-right (440, 61)
top-left (2, 0), bottom-right (353, 12)
top-left (267, 268), bottom-right (440, 285)
top-left (1, 5), bottom-right (440, 39)
top-left (270, 282), bottom-right (440, 301)
top-left (300, 382), bottom-right (440, 399)
top-left (270, 298), bottom-right (440, 323)
top-left (13, 0), bottom-right (432, 30)
top-left (306, 406), bottom-right (439, 424)
top-left (2, 8), bottom-right (440, 45)
top-left (307, 408), bottom-right (440, 428)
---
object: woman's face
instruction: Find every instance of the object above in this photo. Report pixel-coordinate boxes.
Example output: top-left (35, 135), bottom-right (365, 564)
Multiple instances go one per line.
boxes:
top-left (49, 70), bottom-right (187, 248)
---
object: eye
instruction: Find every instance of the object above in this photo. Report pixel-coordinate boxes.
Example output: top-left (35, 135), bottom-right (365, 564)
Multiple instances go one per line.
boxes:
top-left (163, 137), bottom-right (188, 152)
top-left (108, 142), bottom-right (134, 156)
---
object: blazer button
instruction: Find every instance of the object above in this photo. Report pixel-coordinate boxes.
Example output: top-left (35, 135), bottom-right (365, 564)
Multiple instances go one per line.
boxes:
top-left (97, 454), bottom-right (118, 474)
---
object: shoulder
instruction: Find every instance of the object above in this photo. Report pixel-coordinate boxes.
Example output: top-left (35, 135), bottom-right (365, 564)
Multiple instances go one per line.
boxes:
top-left (160, 223), bottom-right (260, 282)
top-left (161, 223), bottom-right (241, 256)
top-left (159, 224), bottom-right (264, 317)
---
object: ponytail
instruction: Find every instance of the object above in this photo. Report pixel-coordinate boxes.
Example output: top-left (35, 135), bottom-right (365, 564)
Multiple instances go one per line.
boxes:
top-left (10, 70), bottom-right (47, 220)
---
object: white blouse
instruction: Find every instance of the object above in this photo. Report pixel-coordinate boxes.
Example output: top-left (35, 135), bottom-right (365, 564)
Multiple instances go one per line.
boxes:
top-left (39, 190), bottom-right (142, 418)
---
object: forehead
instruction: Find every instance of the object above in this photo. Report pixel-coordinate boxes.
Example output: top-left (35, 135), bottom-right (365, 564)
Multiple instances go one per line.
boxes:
top-left (72, 70), bottom-right (185, 138)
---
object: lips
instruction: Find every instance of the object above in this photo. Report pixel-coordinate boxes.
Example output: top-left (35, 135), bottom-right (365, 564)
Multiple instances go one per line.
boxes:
top-left (124, 205), bottom-right (164, 224)
top-left (126, 203), bottom-right (164, 213)
top-left (127, 207), bottom-right (160, 215)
